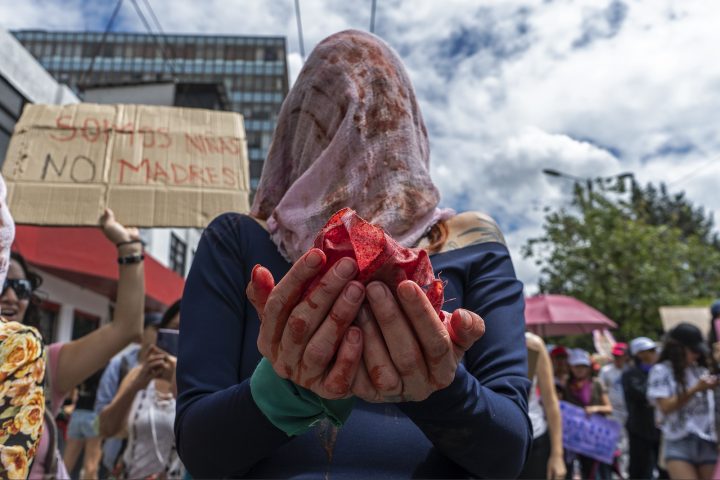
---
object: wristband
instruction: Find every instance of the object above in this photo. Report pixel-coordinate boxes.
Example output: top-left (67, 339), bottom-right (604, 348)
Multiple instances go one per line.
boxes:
top-left (250, 357), bottom-right (354, 436)
top-left (116, 239), bottom-right (145, 248)
top-left (117, 253), bottom-right (145, 265)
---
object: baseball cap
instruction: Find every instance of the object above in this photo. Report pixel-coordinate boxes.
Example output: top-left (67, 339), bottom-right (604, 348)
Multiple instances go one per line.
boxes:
top-left (668, 323), bottom-right (709, 355)
top-left (711, 300), bottom-right (720, 318)
top-left (550, 346), bottom-right (568, 358)
top-left (611, 342), bottom-right (628, 356)
top-left (568, 349), bottom-right (592, 367)
top-left (630, 337), bottom-right (657, 356)
top-left (144, 312), bottom-right (162, 329)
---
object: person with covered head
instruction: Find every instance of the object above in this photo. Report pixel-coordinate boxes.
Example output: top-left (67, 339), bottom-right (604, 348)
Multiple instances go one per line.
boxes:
top-left (175, 29), bottom-right (531, 479)
top-left (622, 336), bottom-right (663, 480)
top-left (649, 323), bottom-right (718, 480)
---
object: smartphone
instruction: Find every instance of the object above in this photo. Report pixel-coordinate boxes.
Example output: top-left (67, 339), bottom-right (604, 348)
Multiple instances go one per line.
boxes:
top-left (156, 328), bottom-right (179, 357)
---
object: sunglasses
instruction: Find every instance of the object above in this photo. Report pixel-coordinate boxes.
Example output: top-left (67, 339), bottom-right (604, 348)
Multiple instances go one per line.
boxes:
top-left (2, 279), bottom-right (34, 300)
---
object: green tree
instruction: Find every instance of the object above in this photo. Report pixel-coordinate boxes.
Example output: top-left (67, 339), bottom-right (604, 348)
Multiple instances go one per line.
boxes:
top-left (523, 180), bottom-right (720, 339)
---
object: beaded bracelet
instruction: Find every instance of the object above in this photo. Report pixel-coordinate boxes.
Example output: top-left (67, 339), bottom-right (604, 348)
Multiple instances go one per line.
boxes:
top-left (117, 253), bottom-right (145, 265)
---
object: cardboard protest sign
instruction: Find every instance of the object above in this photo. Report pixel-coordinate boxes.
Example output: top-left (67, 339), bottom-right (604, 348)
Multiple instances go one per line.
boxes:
top-left (560, 401), bottom-right (621, 464)
top-left (2, 103), bottom-right (250, 227)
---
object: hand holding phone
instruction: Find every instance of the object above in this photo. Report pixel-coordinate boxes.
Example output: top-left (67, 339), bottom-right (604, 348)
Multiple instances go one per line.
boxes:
top-left (156, 328), bottom-right (180, 357)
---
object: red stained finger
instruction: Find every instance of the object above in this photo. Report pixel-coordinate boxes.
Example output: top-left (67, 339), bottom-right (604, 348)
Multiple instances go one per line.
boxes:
top-left (257, 249), bottom-right (326, 360)
top-left (277, 260), bottom-right (359, 372)
top-left (447, 309), bottom-right (486, 359)
top-left (396, 281), bottom-right (456, 391)
top-left (246, 264), bottom-right (276, 320)
top-left (366, 281), bottom-right (428, 396)
top-left (291, 280), bottom-right (364, 383)
top-left (355, 305), bottom-right (401, 396)
top-left (396, 281), bottom-right (452, 362)
top-left (322, 327), bottom-right (363, 399)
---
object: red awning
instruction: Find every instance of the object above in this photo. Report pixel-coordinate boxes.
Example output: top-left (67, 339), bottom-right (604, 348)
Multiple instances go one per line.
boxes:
top-left (13, 226), bottom-right (184, 311)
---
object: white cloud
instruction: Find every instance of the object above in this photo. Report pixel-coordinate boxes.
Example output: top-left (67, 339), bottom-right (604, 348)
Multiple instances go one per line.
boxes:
top-left (3, 0), bottom-right (720, 293)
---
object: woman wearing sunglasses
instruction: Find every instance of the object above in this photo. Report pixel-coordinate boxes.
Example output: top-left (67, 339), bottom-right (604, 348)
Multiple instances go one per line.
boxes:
top-left (4, 209), bottom-right (145, 479)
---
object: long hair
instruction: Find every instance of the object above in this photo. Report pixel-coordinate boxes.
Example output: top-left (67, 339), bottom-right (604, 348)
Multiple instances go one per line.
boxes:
top-left (9, 251), bottom-right (44, 329)
top-left (160, 299), bottom-right (181, 329)
top-left (424, 220), bottom-right (449, 255)
top-left (708, 322), bottom-right (719, 375)
top-left (659, 336), bottom-right (707, 393)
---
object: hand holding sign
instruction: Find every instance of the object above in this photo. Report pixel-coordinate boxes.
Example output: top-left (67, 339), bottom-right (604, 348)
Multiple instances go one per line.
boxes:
top-left (560, 401), bottom-right (621, 465)
top-left (100, 208), bottom-right (140, 246)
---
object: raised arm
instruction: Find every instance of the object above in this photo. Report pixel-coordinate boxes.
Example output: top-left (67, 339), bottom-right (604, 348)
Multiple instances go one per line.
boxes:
top-left (528, 333), bottom-right (566, 480)
top-left (55, 209), bottom-right (144, 393)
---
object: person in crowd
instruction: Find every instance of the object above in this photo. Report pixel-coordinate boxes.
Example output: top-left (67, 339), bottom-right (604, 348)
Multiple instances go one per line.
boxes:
top-left (599, 341), bottom-right (629, 476)
top-left (520, 333), bottom-right (566, 479)
top-left (94, 311), bottom-right (164, 474)
top-left (550, 346), bottom-right (570, 396)
top-left (708, 299), bottom-right (720, 473)
top-left (175, 29), bottom-right (532, 479)
top-left (648, 323), bottom-right (718, 480)
top-left (564, 348), bottom-right (613, 479)
top-left (98, 310), bottom-right (182, 478)
top-left (0, 173), bottom-right (46, 479)
top-left (623, 336), bottom-right (664, 480)
top-left (62, 368), bottom-right (104, 480)
top-left (4, 208), bottom-right (145, 479)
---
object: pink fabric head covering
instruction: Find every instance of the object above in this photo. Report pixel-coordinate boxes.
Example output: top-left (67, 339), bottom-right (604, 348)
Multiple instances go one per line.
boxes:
top-left (0, 174), bottom-right (15, 286)
top-left (251, 29), bottom-right (453, 262)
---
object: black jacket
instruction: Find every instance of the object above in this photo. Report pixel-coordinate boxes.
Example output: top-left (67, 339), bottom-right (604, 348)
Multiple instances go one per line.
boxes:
top-left (622, 365), bottom-right (660, 441)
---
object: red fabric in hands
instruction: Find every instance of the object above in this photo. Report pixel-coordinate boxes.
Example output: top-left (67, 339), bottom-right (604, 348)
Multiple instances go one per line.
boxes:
top-left (311, 208), bottom-right (444, 316)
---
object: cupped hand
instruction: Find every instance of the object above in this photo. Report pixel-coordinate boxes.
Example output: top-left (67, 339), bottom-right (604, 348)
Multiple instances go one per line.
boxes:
top-left (100, 208), bottom-right (140, 245)
top-left (247, 249), bottom-right (366, 399)
top-left (351, 280), bottom-right (485, 402)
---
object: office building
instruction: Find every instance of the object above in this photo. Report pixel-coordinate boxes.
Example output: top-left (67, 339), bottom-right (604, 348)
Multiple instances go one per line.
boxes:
top-left (13, 30), bottom-right (290, 190)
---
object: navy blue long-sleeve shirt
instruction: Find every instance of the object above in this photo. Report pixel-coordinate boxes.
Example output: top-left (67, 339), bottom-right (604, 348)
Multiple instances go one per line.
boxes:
top-left (176, 213), bottom-right (531, 479)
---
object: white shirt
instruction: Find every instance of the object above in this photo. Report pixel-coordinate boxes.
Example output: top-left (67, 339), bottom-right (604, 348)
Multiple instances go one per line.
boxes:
top-left (647, 361), bottom-right (716, 442)
top-left (123, 380), bottom-right (184, 479)
top-left (527, 377), bottom-right (548, 439)
top-left (599, 362), bottom-right (628, 422)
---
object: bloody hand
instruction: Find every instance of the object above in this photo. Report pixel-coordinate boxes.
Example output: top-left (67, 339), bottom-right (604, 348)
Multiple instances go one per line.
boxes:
top-left (248, 249), bottom-right (365, 399)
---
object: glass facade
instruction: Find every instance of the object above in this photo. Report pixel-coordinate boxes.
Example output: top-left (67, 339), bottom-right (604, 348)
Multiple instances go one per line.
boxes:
top-left (0, 75), bottom-right (27, 165)
top-left (12, 30), bottom-right (289, 190)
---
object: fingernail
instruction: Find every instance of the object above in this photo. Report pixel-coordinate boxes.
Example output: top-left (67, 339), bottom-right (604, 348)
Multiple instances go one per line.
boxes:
top-left (367, 282), bottom-right (386, 301)
top-left (336, 258), bottom-right (357, 279)
top-left (347, 328), bottom-right (361, 344)
top-left (398, 282), bottom-right (416, 301)
top-left (305, 250), bottom-right (323, 268)
top-left (251, 264), bottom-right (262, 281)
top-left (345, 283), bottom-right (364, 303)
top-left (460, 310), bottom-right (472, 330)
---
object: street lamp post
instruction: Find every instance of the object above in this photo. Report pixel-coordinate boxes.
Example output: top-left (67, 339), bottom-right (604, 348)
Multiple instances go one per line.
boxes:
top-left (542, 168), bottom-right (634, 207)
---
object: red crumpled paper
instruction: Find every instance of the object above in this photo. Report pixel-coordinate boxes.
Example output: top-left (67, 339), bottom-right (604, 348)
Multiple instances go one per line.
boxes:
top-left (309, 208), bottom-right (444, 317)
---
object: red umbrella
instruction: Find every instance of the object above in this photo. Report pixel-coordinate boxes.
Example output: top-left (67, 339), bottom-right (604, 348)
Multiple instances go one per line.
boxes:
top-left (525, 294), bottom-right (618, 337)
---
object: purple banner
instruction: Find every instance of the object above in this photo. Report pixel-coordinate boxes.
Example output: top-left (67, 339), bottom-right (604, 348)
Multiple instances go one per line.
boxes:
top-left (559, 401), bottom-right (621, 464)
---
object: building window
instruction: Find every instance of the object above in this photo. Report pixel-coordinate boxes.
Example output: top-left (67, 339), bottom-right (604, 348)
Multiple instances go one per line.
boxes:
top-left (170, 233), bottom-right (187, 276)
top-left (72, 310), bottom-right (99, 340)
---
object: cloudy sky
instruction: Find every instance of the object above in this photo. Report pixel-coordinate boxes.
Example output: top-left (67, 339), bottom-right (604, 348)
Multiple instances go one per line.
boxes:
top-left (2, 0), bottom-right (719, 292)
